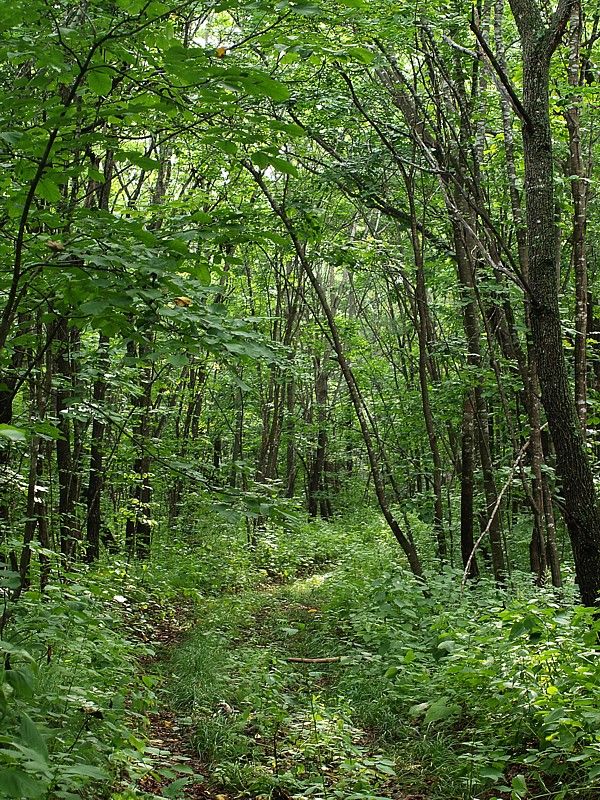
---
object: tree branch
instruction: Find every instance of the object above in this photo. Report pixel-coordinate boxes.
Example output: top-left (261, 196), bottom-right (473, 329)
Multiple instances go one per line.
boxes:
top-left (546, 0), bottom-right (575, 57)
top-left (470, 12), bottom-right (532, 131)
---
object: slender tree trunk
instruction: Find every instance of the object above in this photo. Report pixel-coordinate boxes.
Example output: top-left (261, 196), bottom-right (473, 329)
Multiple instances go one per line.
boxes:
top-left (460, 393), bottom-right (479, 578)
top-left (509, 0), bottom-right (600, 606)
top-left (125, 343), bottom-right (153, 559)
top-left (86, 333), bottom-right (109, 562)
top-left (54, 316), bottom-right (80, 561)
top-left (285, 378), bottom-right (297, 497)
top-left (411, 212), bottom-right (446, 562)
top-left (452, 217), bottom-right (506, 583)
top-left (17, 435), bottom-right (40, 595)
top-left (565, 3), bottom-right (588, 432)
top-left (230, 385), bottom-right (244, 488)
top-left (307, 359), bottom-right (328, 518)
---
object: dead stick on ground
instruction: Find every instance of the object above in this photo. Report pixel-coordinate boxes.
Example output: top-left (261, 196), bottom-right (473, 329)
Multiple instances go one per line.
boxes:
top-left (286, 657), bottom-right (341, 664)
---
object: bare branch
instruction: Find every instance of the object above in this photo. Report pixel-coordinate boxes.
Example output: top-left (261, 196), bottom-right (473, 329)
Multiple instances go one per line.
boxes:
top-left (470, 12), bottom-right (532, 131)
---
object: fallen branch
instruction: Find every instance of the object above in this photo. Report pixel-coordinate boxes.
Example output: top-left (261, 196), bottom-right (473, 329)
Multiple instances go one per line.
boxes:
top-left (461, 435), bottom-right (536, 588)
top-left (286, 657), bottom-right (341, 664)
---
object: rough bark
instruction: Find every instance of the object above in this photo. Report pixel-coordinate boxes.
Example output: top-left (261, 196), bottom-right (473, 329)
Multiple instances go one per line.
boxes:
top-left (509, 0), bottom-right (600, 605)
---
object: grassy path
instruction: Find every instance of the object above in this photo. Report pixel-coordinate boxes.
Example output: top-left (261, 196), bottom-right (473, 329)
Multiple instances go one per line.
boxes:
top-left (152, 570), bottom-right (412, 800)
top-left (118, 519), bottom-right (600, 800)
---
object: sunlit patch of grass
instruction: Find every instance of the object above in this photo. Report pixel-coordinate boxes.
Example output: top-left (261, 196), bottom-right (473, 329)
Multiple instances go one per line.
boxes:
top-left (289, 572), bottom-right (332, 593)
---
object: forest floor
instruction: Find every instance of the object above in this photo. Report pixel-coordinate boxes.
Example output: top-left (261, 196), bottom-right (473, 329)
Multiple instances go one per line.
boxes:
top-left (136, 563), bottom-right (425, 800)
top-left (4, 517), bottom-right (599, 800)
top-left (108, 516), bottom-right (599, 800)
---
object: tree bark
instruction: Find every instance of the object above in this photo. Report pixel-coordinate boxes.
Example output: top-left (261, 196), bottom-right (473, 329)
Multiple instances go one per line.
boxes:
top-left (509, 0), bottom-right (600, 605)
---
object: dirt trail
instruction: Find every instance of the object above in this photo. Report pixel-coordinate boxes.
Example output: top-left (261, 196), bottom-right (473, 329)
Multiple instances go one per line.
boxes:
top-left (134, 573), bottom-right (413, 800)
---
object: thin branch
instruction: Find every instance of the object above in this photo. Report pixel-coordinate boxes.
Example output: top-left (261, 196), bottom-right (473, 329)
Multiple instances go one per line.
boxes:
top-left (460, 431), bottom-right (546, 589)
top-left (470, 12), bottom-right (532, 131)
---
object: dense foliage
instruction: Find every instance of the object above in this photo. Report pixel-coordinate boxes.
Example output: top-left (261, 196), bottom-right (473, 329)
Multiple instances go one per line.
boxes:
top-left (2, 0), bottom-right (600, 798)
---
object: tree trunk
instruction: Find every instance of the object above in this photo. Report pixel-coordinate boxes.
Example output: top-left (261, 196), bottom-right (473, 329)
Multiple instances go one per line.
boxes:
top-left (86, 333), bottom-right (109, 562)
top-left (564, 3), bottom-right (588, 432)
top-left (54, 316), bottom-right (80, 561)
top-left (509, 0), bottom-right (600, 606)
top-left (460, 393), bottom-right (479, 578)
top-left (307, 358), bottom-right (329, 518)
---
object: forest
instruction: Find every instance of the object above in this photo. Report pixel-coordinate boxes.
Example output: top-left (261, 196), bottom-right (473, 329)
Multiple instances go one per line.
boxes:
top-left (1, 0), bottom-right (600, 798)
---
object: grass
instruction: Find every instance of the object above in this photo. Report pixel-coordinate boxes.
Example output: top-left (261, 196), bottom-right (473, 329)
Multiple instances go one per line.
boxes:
top-left (161, 517), bottom-right (464, 799)
top-left (157, 513), bottom-right (600, 800)
top-left (8, 510), bottom-right (595, 800)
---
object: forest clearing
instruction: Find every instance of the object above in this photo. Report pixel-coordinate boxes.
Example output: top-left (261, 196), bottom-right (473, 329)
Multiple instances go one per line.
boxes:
top-left (2, 0), bottom-right (600, 798)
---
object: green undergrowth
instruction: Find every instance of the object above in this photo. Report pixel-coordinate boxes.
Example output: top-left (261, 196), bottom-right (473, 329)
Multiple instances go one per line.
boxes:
top-left (0, 560), bottom-right (162, 800)
top-left (3, 511), bottom-right (600, 800)
top-left (0, 510), bottom-right (365, 800)
top-left (164, 514), bottom-right (600, 800)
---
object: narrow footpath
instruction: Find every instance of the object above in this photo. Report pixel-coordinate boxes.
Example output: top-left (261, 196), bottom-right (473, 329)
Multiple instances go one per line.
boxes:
top-left (136, 569), bottom-right (423, 800)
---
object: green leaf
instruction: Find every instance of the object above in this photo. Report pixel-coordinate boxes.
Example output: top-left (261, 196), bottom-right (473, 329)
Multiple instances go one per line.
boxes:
top-left (0, 131), bottom-right (23, 146)
top-left (0, 641), bottom-right (35, 661)
top-left (251, 151), bottom-right (270, 170)
top-left (0, 424), bottom-right (27, 442)
top-left (215, 140), bottom-right (238, 155)
top-left (33, 421), bottom-right (63, 440)
top-left (347, 46), bottom-right (374, 64)
top-left (232, 71), bottom-right (289, 102)
top-left (267, 155), bottom-right (299, 177)
top-left (36, 178), bottom-right (62, 204)
top-left (511, 774), bottom-right (527, 796)
top-left (115, 150), bottom-right (161, 171)
top-left (62, 764), bottom-right (109, 780)
top-left (0, 768), bottom-right (47, 798)
top-left (87, 69), bottom-right (113, 96)
top-left (479, 766), bottom-right (505, 781)
top-left (424, 697), bottom-right (460, 724)
top-left (508, 615), bottom-right (538, 640)
top-left (291, 3), bottom-right (321, 15)
top-left (20, 714), bottom-right (48, 762)
top-left (161, 777), bottom-right (190, 798)
top-left (0, 570), bottom-right (22, 591)
top-left (261, 231), bottom-right (289, 247)
top-left (409, 702), bottom-right (429, 717)
top-left (375, 760), bottom-right (396, 776)
top-left (197, 262), bottom-right (211, 284)
top-left (250, 151), bottom-right (298, 177)
top-left (7, 668), bottom-right (36, 699)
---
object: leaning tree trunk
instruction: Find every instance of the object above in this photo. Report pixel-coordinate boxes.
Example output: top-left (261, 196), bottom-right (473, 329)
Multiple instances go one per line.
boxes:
top-left (247, 165), bottom-right (423, 579)
top-left (509, 0), bottom-right (600, 606)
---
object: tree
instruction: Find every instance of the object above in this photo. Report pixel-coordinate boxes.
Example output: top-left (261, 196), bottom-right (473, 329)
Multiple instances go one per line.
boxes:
top-left (508, 0), bottom-right (600, 605)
